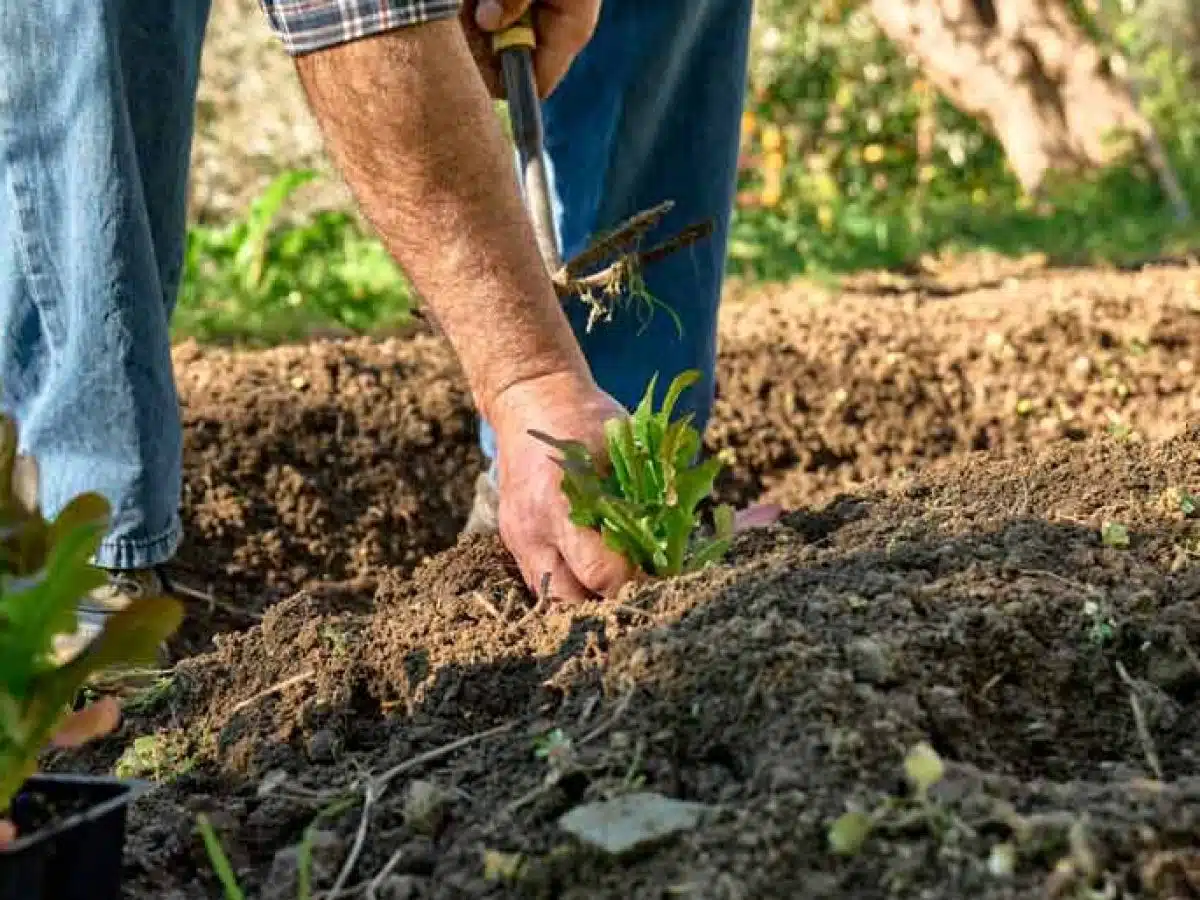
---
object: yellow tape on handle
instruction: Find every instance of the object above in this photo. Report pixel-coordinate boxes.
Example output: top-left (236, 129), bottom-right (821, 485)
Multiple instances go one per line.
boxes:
top-left (491, 9), bottom-right (536, 53)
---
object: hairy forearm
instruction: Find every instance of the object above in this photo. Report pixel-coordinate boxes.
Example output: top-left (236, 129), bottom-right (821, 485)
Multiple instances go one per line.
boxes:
top-left (293, 20), bottom-right (590, 419)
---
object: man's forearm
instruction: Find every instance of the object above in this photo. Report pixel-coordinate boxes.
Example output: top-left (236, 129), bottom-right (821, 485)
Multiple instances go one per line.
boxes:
top-left (293, 19), bottom-right (590, 419)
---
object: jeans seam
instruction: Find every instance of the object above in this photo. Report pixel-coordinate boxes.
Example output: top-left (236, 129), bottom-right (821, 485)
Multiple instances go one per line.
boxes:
top-left (4, 92), bottom-right (67, 350)
top-left (93, 512), bottom-right (182, 570)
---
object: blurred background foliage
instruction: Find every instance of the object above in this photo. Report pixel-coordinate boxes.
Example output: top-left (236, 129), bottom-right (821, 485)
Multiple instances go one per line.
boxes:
top-left (731, 0), bottom-right (1200, 279)
top-left (179, 0), bottom-right (1200, 343)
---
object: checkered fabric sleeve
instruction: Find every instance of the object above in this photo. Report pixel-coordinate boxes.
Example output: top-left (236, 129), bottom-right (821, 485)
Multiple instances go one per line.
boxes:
top-left (260, 0), bottom-right (462, 55)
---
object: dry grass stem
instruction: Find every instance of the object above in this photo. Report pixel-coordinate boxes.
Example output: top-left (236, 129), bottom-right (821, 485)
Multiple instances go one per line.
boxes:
top-left (1114, 661), bottom-right (1164, 781)
top-left (230, 670), bottom-right (316, 715)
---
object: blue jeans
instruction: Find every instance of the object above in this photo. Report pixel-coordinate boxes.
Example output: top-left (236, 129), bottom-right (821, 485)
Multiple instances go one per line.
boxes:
top-left (479, 0), bottom-right (753, 471)
top-left (0, 0), bottom-right (210, 568)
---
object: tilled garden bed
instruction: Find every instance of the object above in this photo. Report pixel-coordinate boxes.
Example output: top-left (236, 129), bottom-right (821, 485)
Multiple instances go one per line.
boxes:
top-left (51, 261), bottom-right (1200, 898)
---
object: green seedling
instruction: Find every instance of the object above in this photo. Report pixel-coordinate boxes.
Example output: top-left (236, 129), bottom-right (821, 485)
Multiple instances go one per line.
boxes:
top-left (530, 370), bottom-right (735, 576)
top-left (0, 414), bottom-right (183, 813)
top-left (1101, 521), bottom-right (1130, 548)
top-left (197, 814), bottom-right (247, 900)
top-left (827, 741), bottom-right (951, 858)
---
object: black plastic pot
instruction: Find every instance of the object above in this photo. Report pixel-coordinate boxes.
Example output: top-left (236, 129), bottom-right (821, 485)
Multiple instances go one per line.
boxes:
top-left (0, 773), bottom-right (148, 900)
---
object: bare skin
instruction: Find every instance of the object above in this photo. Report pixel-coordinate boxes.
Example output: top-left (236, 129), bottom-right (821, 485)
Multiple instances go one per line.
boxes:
top-left (292, 16), bottom-right (632, 602)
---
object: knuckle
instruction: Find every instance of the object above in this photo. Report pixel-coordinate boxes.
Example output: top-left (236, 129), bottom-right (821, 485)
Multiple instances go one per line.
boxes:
top-left (575, 554), bottom-right (628, 595)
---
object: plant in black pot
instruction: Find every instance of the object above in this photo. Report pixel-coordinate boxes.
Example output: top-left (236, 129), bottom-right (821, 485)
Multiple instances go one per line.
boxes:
top-left (0, 413), bottom-right (183, 900)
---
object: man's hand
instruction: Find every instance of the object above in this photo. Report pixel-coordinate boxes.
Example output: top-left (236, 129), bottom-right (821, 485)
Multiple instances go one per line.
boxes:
top-left (461, 0), bottom-right (600, 98)
top-left (489, 371), bottom-right (636, 602)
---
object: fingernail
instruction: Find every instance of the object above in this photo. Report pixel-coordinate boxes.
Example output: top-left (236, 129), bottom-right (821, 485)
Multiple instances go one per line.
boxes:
top-left (476, 0), bottom-right (503, 29)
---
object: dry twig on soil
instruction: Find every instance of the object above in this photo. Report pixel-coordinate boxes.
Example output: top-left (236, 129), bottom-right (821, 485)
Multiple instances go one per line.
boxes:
top-left (1114, 660), bottom-right (1165, 781)
top-left (489, 686), bottom-right (635, 827)
top-left (168, 572), bottom-right (263, 622)
top-left (317, 721), bottom-right (517, 898)
top-left (230, 670), bottom-right (316, 715)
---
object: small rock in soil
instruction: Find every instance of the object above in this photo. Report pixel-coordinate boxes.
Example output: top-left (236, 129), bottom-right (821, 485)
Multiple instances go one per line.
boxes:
top-left (847, 636), bottom-right (898, 685)
top-left (306, 728), bottom-right (341, 763)
top-left (559, 792), bottom-right (711, 855)
top-left (262, 829), bottom-right (343, 899)
top-left (404, 779), bottom-right (450, 836)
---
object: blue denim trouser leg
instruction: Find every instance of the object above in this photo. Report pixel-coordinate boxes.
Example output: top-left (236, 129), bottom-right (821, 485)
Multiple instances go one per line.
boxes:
top-left (0, 0), bottom-right (210, 568)
top-left (480, 0), bottom-right (754, 472)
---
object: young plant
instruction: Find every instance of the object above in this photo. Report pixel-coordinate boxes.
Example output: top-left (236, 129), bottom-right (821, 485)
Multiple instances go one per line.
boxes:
top-left (0, 414), bottom-right (183, 814)
top-left (530, 370), bottom-right (734, 576)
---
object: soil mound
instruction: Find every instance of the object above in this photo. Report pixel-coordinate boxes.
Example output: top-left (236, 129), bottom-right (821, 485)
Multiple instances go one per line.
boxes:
top-left (59, 425), bottom-right (1200, 899)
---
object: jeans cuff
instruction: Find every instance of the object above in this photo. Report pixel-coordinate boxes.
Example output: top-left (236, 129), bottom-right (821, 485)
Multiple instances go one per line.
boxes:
top-left (92, 513), bottom-right (183, 571)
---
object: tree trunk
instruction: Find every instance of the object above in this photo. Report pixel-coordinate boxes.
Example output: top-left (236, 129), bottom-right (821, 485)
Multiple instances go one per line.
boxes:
top-left (868, 0), bottom-right (1157, 195)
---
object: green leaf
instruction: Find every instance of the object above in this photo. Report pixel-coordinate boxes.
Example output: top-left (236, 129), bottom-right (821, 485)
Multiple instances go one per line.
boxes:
top-left (48, 492), bottom-right (110, 552)
top-left (1101, 521), bottom-right (1130, 548)
top-left (595, 496), bottom-right (664, 567)
top-left (660, 507), bottom-right (695, 575)
top-left (528, 431), bottom-right (596, 469)
top-left (47, 595), bottom-right (183, 689)
top-left (0, 593), bottom-right (183, 811)
top-left (712, 504), bottom-right (735, 541)
top-left (633, 373), bottom-right (660, 427)
top-left (659, 370), bottom-right (701, 424)
top-left (612, 417), bottom-right (647, 502)
top-left (603, 417), bottom-right (637, 499)
top-left (235, 169), bottom-right (318, 292)
top-left (828, 811), bottom-right (872, 856)
top-left (672, 456), bottom-right (725, 518)
top-left (903, 741), bottom-right (945, 795)
top-left (197, 814), bottom-right (248, 900)
top-left (683, 503), bottom-right (736, 573)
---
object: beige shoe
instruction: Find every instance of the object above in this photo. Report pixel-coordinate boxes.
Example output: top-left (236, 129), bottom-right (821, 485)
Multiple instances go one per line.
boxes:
top-left (461, 471), bottom-right (499, 536)
top-left (53, 568), bottom-right (169, 667)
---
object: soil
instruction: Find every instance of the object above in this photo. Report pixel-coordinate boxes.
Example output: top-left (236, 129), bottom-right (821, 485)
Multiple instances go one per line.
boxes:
top-left (36, 259), bottom-right (1200, 899)
top-left (166, 331), bottom-right (482, 654)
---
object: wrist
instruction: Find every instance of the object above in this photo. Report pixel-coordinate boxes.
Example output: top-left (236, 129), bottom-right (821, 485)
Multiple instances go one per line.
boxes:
top-left (484, 366), bottom-right (599, 431)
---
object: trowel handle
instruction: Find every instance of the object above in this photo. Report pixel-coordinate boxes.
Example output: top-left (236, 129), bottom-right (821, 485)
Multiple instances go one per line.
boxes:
top-left (491, 8), bottom-right (536, 54)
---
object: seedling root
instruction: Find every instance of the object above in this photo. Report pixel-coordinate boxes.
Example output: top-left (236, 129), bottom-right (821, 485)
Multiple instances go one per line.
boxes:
top-left (549, 201), bottom-right (711, 335)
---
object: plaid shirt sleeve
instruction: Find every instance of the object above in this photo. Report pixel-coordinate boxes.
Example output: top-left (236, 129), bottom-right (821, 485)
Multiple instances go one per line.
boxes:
top-left (260, 0), bottom-right (462, 56)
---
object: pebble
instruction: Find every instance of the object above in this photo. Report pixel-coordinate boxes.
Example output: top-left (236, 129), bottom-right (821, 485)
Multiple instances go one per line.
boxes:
top-left (847, 637), bottom-right (897, 686)
top-left (306, 729), bottom-right (341, 764)
top-left (261, 830), bottom-right (343, 900)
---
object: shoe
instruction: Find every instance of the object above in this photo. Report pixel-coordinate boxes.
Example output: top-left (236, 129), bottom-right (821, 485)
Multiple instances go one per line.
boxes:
top-left (461, 471), bottom-right (499, 536)
top-left (52, 567), bottom-right (171, 667)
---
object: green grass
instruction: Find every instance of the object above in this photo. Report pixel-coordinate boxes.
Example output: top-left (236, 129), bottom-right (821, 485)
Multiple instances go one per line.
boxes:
top-left (176, 170), bottom-right (413, 346)
top-left (728, 158), bottom-right (1200, 282)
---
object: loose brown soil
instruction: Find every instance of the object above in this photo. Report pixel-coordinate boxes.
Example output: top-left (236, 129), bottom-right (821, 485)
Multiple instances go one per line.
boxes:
top-left (167, 331), bottom-right (482, 652)
top-left (40, 260), bottom-right (1200, 899)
